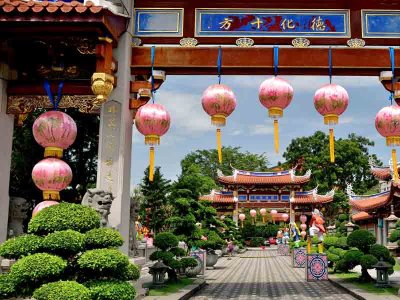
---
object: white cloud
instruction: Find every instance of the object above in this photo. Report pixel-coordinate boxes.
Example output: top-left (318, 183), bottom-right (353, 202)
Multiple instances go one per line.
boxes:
top-left (340, 116), bottom-right (354, 124)
top-left (250, 124), bottom-right (274, 136)
top-left (230, 129), bottom-right (243, 136)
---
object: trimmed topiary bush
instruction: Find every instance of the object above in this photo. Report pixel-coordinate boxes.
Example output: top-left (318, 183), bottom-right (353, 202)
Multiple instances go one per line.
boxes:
top-left (28, 202), bottom-right (100, 235)
top-left (42, 230), bottom-right (85, 257)
top-left (0, 274), bottom-right (16, 299)
top-left (334, 237), bottom-right (348, 249)
top-left (0, 234), bottom-right (43, 259)
top-left (33, 281), bottom-right (91, 300)
top-left (77, 249), bottom-right (129, 277)
top-left (347, 230), bottom-right (376, 253)
top-left (389, 229), bottom-right (400, 242)
top-left (342, 249), bottom-right (363, 269)
top-left (324, 236), bottom-right (338, 248)
top-left (10, 253), bottom-right (67, 286)
top-left (115, 263), bottom-right (141, 281)
top-left (85, 280), bottom-right (136, 300)
top-left (153, 232), bottom-right (178, 251)
top-left (85, 228), bottom-right (124, 249)
top-left (180, 257), bottom-right (198, 269)
top-left (360, 254), bottom-right (378, 270)
top-left (149, 250), bottom-right (174, 264)
top-left (170, 247), bottom-right (186, 257)
top-left (369, 244), bottom-right (391, 260)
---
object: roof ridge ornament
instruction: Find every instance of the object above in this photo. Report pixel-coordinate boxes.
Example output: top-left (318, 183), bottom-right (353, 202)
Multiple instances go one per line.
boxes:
top-left (326, 189), bottom-right (335, 197)
top-left (233, 168), bottom-right (238, 181)
top-left (312, 184), bottom-right (318, 200)
top-left (346, 183), bottom-right (354, 199)
top-left (217, 169), bottom-right (224, 177)
top-left (369, 156), bottom-right (378, 168)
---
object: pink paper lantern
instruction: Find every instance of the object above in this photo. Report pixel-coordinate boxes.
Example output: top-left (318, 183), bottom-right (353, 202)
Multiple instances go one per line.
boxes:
top-left (300, 223), bottom-right (307, 231)
top-left (32, 158), bottom-right (72, 200)
top-left (260, 208), bottom-right (267, 216)
top-left (239, 213), bottom-right (246, 221)
top-left (270, 209), bottom-right (278, 215)
top-left (32, 111), bottom-right (77, 158)
top-left (300, 215), bottom-right (307, 223)
top-left (282, 213), bottom-right (289, 221)
top-left (301, 231), bottom-right (307, 238)
top-left (201, 84), bottom-right (237, 127)
top-left (250, 209), bottom-right (257, 217)
top-left (375, 105), bottom-right (400, 146)
top-left (32, 201), bottom-right (59, 217)
top-left (314, 84), bottom-right (349, 125)
top-left (220, 215), bottom-right (225, 221)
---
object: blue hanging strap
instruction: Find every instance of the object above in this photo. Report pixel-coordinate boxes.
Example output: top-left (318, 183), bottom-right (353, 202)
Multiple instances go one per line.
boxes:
top-left (389, 47), bottom-right (395, 104)
top-left (150, 46), bottom-right (156, 103)
top-left (44, 79), bottom-right (64, 110)
top-left (273, 46), bottom-right (279, 76)
top-left (328, 47), bottom-right (332, 84)
top-left (217, 46), bottom-right (222, 84)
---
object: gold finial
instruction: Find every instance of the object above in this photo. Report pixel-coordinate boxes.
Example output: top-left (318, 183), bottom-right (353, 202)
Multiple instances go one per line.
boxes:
top-left (291, 38), bottom-right (310, 48)
top-left (91, 73), bottom-right (115, 108)
top-left (132, 38), bottom-right (142, 47)
top-left (236, 38), bottom-right (254, 47)
top-left (347, 38), bottom-right (365, 48)
top-left (179, 38), bottom-right (198, 47)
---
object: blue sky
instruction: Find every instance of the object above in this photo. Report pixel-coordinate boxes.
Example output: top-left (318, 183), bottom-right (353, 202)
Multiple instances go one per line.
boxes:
top-left (131, 75), bottom-right (391, 187)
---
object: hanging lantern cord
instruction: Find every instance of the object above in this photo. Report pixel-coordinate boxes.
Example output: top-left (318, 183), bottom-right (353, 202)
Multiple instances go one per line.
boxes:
top-left (44, 79), bottom-right (64, 111)
top-left (273, 46), bottom-right (280, 153)
top-left (328, 47), bottom-right (332, 84)
top-left (216, 47), bottom-right (223, 163)
top-left (389, 47), bottom-right (395, 105)
top-left (217, 46), bottom-right (222, 84)
top-left (150, 45), bottom-right (156, 103)
top-left (328, 47), bottom-right (335, 163)
top-left (273, 46), bottom-right (279, 77)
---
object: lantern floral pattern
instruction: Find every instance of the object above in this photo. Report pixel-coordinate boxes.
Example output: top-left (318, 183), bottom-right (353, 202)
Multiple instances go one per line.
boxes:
top-left (32, 158), bottom-right (73, 200)
top-left (314, 84), bottom-right (349, 125)
top-left (375, 105), bottom-right (400, 146)
top-left (259, 77), bottom-right (294, 118)
top-left (32, 111), bottom-right (77, 158)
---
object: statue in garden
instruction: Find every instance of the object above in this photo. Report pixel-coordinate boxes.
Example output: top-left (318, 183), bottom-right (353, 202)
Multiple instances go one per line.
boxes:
top-left (82, 189), bottom-right (114, 227)
top-left (282, 227), bottom-right (290, 244)
top-left (276, 230), bottom-right (283, 244)
top-left (308, 209), bottom-right (326, 253)
top-left (7, 197), bottom-right (30, 237)
top-left (290, 222), bottom-right (301, 247)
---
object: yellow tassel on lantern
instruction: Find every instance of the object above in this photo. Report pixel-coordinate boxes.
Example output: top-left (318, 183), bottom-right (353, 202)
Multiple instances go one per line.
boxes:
top-left (392, 148), bottom-right (399, 182)
top-left (149, 146), bottom-right (155, 182)
top-left (216, 128), bottom-right (222, 164)
top-left (43, 191), bottom-right (60, 201)
top-left (241, 220), bottom-right (243, 228)
top-left (274, 119), bottom-right (279, 154)
top-left (145, 135), bottom-right (160, 145)
top-left (44, 147), bottom-right (63, 158)
top-left (262, 216), bottom-right (265, 223)
top-left (329, 128), bottom-right (335, 163)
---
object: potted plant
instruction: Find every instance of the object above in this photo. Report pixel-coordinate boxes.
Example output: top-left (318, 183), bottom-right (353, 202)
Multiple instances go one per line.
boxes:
top-left (196, 231), bottom-right (226, 268)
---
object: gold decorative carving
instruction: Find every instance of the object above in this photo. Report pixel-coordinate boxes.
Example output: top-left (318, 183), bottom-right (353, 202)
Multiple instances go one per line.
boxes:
top-left (91, 72), bottom-right (114, 108)
top-left (291, 38), bottom-right (310, 48)
top-left (179, 37), bottom-right (198, 47)
top-left (236, 38), bottom-right (254, 47)
top-left (7, 95), bottom-right (99, 115)
top-left (132, 38), bottom-right (142, 47)
top-left (347, 38), bottom-right (366, 48)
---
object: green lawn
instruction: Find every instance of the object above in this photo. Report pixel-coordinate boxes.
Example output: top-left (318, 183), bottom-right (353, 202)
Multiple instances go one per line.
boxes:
top-left (145, 278), bottom-right (194, 296)
top-left (393, 259), bottom-right (400, 271)
top-left (334, 272), bottom-right (399, 295)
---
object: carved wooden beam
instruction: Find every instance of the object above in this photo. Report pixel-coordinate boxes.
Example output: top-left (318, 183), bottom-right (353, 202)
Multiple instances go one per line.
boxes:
top-left (380, 71), bottom-right (400, 102)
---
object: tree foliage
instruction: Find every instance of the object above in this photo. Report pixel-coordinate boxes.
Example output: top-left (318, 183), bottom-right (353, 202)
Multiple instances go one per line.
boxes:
top-left (180, 146), bottom-right (269, 184)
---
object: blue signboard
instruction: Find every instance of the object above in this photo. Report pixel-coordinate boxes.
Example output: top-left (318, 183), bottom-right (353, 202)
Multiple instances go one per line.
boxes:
top-left (195, 9), bottom-right (350, 37)
top-left (134, 9), bottom-right (183, 37)
top-left (362, 10), bottom-right (400, 38)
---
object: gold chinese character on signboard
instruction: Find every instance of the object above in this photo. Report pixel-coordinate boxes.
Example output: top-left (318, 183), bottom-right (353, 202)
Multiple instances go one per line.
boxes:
top-left (219, 18), bottom-right (233, 30)
top-left (311, 16), bottom-right (326, 31)
top-left (107, 117), bottom-right (117, 129)
top-left (251, 17), bottom-right (263, 30)
top-left (107, 105), bottom-right (117, 114)
top-left (280, 18), bottom-right (295, 30)
top-left (105, 171), bottom-right (113, 182)
top-left (105, 159), bottom-right (113, 166)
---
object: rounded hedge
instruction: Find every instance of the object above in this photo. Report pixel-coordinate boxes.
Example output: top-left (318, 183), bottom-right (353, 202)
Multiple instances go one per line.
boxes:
top-left (33, 281), bottom-right (91, 300)
top-left (324, 236), bottom-right (338, 248)
top-left (347, 230), bottom-right (376, 252)
top-left (149, 251), bottom-right (174, 264)
top-left (85, 228), bottom-right (124, 250)
top-left (10, 253), bottom-right (67, 285)
top-left (343, 249), bottom-right (363, 269)
top-left (85, 280), bottom-right (136, 300)
top-left (0, 274), bottom-right (16, 299)
top-left (153, 232), bottom-right (178, 251)
top-left (389, 229), bottom-right (400, 242)
top-left (28, 202), bottom-right (101, 235)
top-left (360, 254), bottom-right (378, 270)
top-left (115, 263), bottom-right (140, 281)
top-left (170, 247), bottom-right (186, 257)
top-left (369, 244), bottom-right (391, 260)
top-left (180, 257), bottom-right (198, 269)
top-left (42, 230), bottom-right (85, 256)
top-left (77, 249), bottom-right (129, 277)
top-left (335, 237), bottom-right (348, 249)
top-left (0, 234), bottom-right (43, 259)
top-left (327, 252), bottom-right (340, 263)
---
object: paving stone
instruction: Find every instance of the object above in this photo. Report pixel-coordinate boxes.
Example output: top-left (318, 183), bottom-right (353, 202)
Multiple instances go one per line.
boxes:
top-left (190, 248), bottom-right (355, 300)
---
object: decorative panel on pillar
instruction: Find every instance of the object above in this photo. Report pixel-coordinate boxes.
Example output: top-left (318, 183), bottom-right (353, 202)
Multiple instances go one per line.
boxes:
top-left (292, 248), bottom-right (306, 268)
top-left (306, 253), bottom-right (328, 281)
top-left (277, 244), bottom-right (290, 256)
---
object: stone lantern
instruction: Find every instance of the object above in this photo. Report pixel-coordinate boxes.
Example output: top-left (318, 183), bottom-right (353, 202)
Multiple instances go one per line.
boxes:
top-left (345, 220), bottom-right (356, 236)
top-left (149, 261), bottom-right (169, 287)
top-left (385, 205), bottom-right (399, 255)
top-left (372, 259), bottom-right (392, 288)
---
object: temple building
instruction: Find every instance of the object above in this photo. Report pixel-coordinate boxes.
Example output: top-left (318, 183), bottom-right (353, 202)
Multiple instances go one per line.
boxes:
top-left (349, 159), bottom-right (400, 247)
top-left (199, 167), bottom-right (334, 223)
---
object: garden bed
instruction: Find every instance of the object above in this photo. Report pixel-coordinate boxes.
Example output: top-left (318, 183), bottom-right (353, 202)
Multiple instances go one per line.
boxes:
top-left (144, 278), bottom-right (194, 296)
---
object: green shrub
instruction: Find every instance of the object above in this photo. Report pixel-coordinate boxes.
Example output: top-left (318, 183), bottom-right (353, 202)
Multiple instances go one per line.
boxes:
top-left (42, 230), bottom-right (85, 256)
top-left (115, 263), bottom-right (140, 281)
top-left (0, 235), bottom-right (43, 259)
top-left (324, 236), bottom-right (338, 248)
top-left (327, 252), bottom-right (340, 263)
top-left (347, 230), bottom-right (376, 252)
top-left (77, 249), bottom-right (129, 277)
top-left (343, 249), bottom-right (363, 269)
top-left (85, 280), bottom-right (136, 300)
top-left (85, 228), bottom-right (124, 249)
top-left (0, 274), bottom-right (16, 299)
top-left (335, 237), bottom-right (348, 249)
top-left (360, 254), bottom-right (378, 270)
top-left (149, 250), bottom-right (174, 264)
top-left (180, 257), bottom-right (198, 269)
top-left (28, 202), bottom-right (100, 235)
top-left (169, 259), bottom-right (182, 269)
top-left (369, 244), bottom-right (391, 260)
top-left (33, 281), bottom-right (91, 300)
top-left (170, 247), bottom-right (186, 257)
top-left (10, 253), bottom-right (67, 286)
top-left (338, 214), bottom-right (348, 222)
top-left (153, 232), bottom-right (178, 251)
top-left (389, 229), bottom-right (400, 242)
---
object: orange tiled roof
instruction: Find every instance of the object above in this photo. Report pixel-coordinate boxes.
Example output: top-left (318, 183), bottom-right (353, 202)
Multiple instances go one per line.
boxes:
top-left (199, 192), bottom-right (235, 204)
top-left (0, 0), bottom-right (103, 14)
top-left (218, 169), bottom-right (311, 185)
top-left (352, 211), bottom-right (372, 221)
top-left (291, 189), bottom-right (334, 204)
top-left (349, 191), bottom-right (391, 211)
top-left (371, 166), bottom-right (392, 181)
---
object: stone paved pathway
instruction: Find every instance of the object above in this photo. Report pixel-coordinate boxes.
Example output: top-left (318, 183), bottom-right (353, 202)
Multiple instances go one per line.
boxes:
top-left (191, 248), bottom-right (356, 300)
